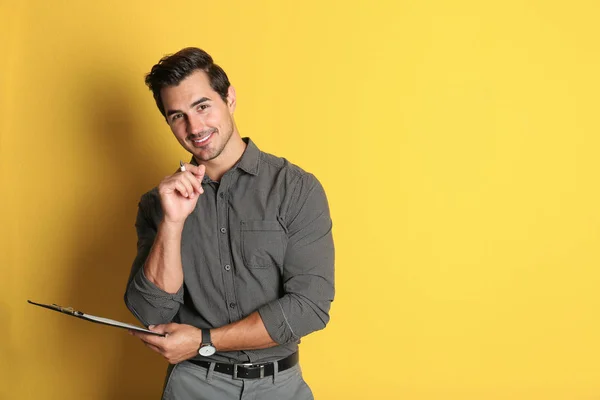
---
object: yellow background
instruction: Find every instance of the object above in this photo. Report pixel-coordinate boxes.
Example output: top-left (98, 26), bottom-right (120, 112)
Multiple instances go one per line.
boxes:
top-left (1, 1), bottom-right (599, 399)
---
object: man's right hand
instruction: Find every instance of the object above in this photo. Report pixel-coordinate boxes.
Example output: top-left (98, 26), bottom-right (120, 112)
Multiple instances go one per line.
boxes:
top-left (157, 163), bottom-right (206, 224)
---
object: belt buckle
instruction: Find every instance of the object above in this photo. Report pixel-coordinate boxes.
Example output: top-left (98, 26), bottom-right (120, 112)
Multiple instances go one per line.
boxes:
top-left (233, 363), bottom-right (265, 380)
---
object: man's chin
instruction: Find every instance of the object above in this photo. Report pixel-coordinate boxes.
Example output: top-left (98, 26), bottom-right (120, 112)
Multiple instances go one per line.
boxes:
top-left (192, 148), bottom-right (221, 163)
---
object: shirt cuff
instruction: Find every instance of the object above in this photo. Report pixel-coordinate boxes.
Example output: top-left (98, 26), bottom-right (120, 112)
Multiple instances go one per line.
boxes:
top-left (126, 267), bottom-right (184, 325)
top-left (258, 300), bottom-right (300, 345)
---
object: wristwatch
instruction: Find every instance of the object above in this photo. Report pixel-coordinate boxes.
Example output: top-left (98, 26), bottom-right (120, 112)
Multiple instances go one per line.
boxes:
top-left (198, 329), bottom-right (216, 357)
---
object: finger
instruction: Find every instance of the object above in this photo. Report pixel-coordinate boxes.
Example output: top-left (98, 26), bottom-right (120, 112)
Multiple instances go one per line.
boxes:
top-left (182, 163), bottom-right (206, 179)
top-left (129, 329), bottom-right (150, 340)
top-left (136, 333), bottom-right (165, 347)
top-left (142, 341), bottom-right (163, 354)
top-left (149, 324), bottom-right (170, 335)
top-left (130, 328), bottom-right (166, 343)
top-left (194, 164), bottom-right (206, 180)
top-left (159, 175), bottom-right (192, 197)
top-left (179, 174), bottom-right (196, 196)
top-left (181, 172), bottom-right (203, 195)
top-left (153, 323), bottom-right (182, 337)
top-left (174, 180), bottom-right (191, 198)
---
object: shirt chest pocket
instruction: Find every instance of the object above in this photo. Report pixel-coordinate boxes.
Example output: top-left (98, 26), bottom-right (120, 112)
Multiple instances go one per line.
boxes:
top-left (240, 220), bottom-right (286, 269)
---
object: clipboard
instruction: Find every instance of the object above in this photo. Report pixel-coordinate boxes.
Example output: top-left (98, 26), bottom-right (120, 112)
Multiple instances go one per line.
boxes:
top-left (27, 300), bottom-right (165, 336)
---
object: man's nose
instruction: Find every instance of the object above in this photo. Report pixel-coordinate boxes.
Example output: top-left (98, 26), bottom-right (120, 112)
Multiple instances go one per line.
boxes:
top-left (187, 114), bottom-right (205, 135)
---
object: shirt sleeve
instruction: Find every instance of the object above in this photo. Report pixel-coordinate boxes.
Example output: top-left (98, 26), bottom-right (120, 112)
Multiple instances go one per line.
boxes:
top-left (258, 173), bottom-right (335, 344)
top-left (124, 193), bottom-right (184, 326)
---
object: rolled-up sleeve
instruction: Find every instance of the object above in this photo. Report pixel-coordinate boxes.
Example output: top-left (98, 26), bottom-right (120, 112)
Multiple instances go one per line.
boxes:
top-left (124, 193), bottom-right (184, 326)
top-left (258, 173), bottom-right (335, 344)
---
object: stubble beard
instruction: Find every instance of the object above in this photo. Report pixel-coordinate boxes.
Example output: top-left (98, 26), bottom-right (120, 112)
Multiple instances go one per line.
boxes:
top-left (194, 124), bottom-right (234, 162)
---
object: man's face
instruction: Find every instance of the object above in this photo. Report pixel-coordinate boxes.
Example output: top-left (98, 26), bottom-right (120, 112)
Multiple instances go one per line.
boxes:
top-left (160, 70), bottom-right (236, 162)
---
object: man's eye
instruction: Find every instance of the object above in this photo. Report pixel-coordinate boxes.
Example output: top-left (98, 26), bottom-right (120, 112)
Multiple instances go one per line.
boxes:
top-left (171, 114), bottom-right (182, 121)
top-left (198, 104), bottom-right (209, 111)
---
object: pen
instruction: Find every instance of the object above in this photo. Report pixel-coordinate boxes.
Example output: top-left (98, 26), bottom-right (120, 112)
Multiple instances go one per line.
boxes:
top-left (179, 160), bottom-right (186, 172)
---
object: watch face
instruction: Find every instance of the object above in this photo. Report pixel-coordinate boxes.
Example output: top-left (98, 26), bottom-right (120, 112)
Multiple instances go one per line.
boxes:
top-left (199, 345), bottom-right (216, 357)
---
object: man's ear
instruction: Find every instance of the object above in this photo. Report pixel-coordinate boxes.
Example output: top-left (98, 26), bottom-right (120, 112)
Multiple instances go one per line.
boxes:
top-left (227, 86), bottom-right (237, 113)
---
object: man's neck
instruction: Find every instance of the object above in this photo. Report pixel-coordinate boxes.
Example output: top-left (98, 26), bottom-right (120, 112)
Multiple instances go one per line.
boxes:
top-left (197, 133), bottom-right (247, 182)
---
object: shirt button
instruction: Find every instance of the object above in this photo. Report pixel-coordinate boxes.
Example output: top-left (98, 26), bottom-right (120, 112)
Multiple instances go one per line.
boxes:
top-left (220, 227), bottom-right (227, 234)
top-left (229, 302), bottom-right (236, 309)
top-left (219, 192), bottom-right (224, 198)
top-left (224, 264), bottom-right (231, 271)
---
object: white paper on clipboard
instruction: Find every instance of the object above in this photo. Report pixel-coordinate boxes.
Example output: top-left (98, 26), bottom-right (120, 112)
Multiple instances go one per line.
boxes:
top-left (27, 300), bottom-right (165, 336)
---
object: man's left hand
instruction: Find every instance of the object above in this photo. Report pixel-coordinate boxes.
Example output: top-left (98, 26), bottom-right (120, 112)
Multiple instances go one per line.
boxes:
top-left (130, 323), bottom-right (203, 364)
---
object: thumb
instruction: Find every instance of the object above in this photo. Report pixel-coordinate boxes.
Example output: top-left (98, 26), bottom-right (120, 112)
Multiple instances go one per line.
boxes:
top-left (191, 164), bottom-right (206, 179)
top-left (148, 324), bottom-right (169, 334)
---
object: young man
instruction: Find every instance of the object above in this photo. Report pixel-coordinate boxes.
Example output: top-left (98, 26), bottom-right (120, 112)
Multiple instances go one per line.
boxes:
top-left (125, 48), bottom-right (335, 400)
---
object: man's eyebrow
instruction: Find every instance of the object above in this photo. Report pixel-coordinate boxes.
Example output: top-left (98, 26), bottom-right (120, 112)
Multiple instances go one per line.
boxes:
top-left (190, 97), bottom-right (211, 108)
top-left (166, 97), bottom-right (211, 117)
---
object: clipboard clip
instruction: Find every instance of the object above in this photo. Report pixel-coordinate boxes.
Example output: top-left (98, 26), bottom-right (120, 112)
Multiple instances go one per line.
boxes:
top-left (49, 303), bottom-right (82, 316)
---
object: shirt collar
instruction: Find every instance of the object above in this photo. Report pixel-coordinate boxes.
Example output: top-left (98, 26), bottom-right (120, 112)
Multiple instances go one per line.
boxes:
top-left (235, 137), bottom-right (260, 176)
top-left (189, 137), bottom-right (260, 181)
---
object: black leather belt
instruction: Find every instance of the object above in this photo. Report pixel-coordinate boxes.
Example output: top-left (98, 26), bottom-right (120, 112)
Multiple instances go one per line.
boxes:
top-left (188, 352), bottom-right (299, 380)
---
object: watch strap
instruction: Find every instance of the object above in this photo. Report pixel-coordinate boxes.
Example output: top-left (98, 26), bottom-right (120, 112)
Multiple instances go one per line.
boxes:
top-left (201, 328), bottom-right (212, 346)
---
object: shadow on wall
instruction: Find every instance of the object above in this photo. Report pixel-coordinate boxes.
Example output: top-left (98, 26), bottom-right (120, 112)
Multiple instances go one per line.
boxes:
top-left (64, 73), bottom-right (172, 398)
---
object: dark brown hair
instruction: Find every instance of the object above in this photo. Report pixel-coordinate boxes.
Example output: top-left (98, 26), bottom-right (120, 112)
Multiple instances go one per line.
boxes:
top-left (145, 47), bottom-right (231, 117)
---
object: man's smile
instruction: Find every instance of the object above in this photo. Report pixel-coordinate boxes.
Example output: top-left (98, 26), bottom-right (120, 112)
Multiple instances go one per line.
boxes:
top-left (189, 129), bottom-right (216, 147)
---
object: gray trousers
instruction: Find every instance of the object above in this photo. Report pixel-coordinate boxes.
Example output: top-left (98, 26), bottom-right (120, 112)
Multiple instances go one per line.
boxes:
top-left (161, 361), bottom-right (314, 400)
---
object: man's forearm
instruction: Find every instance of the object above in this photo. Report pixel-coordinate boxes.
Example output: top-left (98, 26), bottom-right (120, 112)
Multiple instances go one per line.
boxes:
top-left (129, 311), bottom-right (277, 364)
top-left (212, 311), bottom-right (277, 351)
top-left (143, 220), bottom-right (185, 294)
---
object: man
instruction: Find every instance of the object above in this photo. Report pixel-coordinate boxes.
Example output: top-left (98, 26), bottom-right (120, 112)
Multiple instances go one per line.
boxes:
top-left (125, 47), bottom-right (335, 400)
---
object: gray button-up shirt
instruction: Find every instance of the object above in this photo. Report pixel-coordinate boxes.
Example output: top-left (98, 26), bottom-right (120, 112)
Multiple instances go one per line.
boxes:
top-left (124, 138), bottom-right (335, 364)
